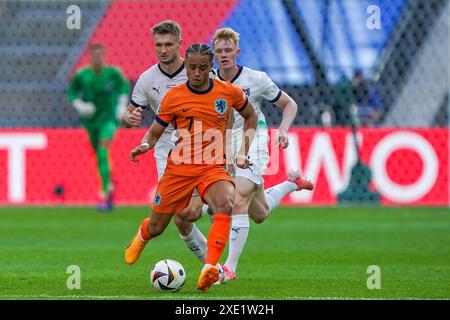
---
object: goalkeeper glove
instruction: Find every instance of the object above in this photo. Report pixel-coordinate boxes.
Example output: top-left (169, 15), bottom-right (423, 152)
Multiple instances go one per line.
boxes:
top-left (73, 99), bottom-right (95, 118)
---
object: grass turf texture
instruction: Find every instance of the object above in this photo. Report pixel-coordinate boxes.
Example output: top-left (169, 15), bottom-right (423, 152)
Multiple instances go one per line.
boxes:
top-left (0, 207), bottom-right (449, 300)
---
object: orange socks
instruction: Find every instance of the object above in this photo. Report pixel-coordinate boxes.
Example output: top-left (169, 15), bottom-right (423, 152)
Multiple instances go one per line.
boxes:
top-left (205, 213), bottom-right (231, 265)
top-left (139, 218), bottom-right (151, 241)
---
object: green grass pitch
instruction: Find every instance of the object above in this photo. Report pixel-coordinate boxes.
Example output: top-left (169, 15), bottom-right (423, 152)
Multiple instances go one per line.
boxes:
top-left (0, 206), bottom-right (449, 300)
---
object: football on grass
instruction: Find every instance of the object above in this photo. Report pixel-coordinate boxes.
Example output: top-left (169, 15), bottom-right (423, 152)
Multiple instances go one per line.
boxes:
top-left (150, 259), bottom-right (186, 292)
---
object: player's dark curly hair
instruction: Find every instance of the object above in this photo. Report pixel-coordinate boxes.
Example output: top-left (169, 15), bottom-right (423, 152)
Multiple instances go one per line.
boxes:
top-left (185, 43), bottom-right (214, 63)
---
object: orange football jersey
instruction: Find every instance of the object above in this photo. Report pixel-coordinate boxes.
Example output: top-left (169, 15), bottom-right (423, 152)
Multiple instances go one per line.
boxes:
top-left (156, 78), bottom-right (248, 168)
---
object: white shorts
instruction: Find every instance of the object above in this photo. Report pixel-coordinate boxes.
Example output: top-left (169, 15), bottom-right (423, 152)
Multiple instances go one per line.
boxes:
top-left (233, 128), bottom-right (269, 185)
top-left (154, 132), bottom-right (176, 180)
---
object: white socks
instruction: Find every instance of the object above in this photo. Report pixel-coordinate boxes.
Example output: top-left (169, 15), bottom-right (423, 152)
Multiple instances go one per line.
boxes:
top-left (224, 214), bottom-right (250, 273)
top-left (180, 223), bottom-right (207, 263)
top-left (264, 181), bottom-right (297, 212)
top-left (201, 204), bottom-right (209, 216)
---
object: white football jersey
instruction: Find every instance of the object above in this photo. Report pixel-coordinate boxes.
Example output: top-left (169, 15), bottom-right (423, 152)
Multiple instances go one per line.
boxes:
top-left (131, 63), bottom-right (187, 136)
top-left (217, 65), bottom-right (282, 132)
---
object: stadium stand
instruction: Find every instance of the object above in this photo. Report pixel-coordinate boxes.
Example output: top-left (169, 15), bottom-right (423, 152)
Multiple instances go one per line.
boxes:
top-left (0, 0), bottom-right (107, 127)
top-left (0, 0), bottom-right (447, 128)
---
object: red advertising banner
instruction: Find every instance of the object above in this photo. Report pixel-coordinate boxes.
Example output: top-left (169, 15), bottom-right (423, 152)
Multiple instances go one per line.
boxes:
top-left (0, 128), bottom-right (447, 206)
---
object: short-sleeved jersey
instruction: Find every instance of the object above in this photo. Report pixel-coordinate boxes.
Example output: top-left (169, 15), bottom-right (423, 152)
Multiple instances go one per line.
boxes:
top-left (67, 66), bottom-right (129, 128)
top-left (131, 63), bottom-right (187, 136)
top-left (156, 78), bottom-right (248, 170)
top-left (217, 65), bottom-right (281, 133)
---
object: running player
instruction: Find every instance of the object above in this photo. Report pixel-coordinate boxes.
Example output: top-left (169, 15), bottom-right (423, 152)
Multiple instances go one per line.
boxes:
top-left (68, 44), bottom-right (129, 211)
top-left (121, 21), bottom-right (223, 274)
top-left (172, 28), bottom-right (314, 282)
top-left (125, 43), bottom-right (257, 292)
top-left (212, 28), bottom-right (314, 280)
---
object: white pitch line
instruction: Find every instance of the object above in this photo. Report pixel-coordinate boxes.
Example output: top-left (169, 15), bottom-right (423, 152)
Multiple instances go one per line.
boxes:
top-left (0, 294), bottom-right (433, 300)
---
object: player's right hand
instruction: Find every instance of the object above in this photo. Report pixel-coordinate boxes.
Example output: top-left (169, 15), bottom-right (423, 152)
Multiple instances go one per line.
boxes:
top-left (130, 143), bottom-right (150, 162)
top-left (125, 107), bottom-right (143, 127)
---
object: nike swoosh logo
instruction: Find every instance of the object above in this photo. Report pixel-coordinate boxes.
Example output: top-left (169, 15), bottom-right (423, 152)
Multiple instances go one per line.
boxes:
top-left (182, 108), bottom-right (193, 112)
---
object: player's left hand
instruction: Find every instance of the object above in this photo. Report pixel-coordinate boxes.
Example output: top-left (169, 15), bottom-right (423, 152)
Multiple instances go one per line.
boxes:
top-left (236, 154), bottom-right (251, 169)
top-left (130, 143), bottom-right (150, 162)
top-left (276, 129), bottom-right (289, 149)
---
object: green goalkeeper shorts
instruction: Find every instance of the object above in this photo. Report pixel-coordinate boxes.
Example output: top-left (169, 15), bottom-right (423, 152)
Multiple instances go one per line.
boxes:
top-left (86, 120), bottom-right (117, 150)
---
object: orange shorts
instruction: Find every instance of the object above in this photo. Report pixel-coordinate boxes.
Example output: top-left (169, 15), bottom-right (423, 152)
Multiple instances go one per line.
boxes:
top-left (151, 165), bottom-right (235, 214)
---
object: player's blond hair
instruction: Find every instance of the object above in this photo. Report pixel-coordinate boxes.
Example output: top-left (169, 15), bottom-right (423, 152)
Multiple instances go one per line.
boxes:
top-left (212, 28), bottom-right (240, 48)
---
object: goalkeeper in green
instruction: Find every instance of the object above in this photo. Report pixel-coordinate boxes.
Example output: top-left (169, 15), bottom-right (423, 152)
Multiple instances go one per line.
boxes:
top-left (68, 44), bottom-right (130, 211)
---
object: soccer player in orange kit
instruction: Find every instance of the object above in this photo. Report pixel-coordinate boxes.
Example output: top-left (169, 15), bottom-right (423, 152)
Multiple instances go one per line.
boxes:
top-left (125, 43), bottom-right (257, 292)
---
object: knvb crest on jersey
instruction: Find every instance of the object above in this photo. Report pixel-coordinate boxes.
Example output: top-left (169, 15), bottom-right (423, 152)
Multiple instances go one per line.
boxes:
top-left (214, 98), bottom-right (227, 114)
